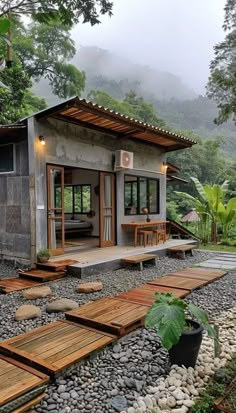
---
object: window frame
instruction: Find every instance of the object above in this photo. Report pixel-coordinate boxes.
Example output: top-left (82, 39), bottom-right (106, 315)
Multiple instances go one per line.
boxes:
top-left (0, 143), bottom-right (16, 174)
top-left (124, 174), bottom-right (160, 215)
top-left (55, 184), bottom-right (92, 214)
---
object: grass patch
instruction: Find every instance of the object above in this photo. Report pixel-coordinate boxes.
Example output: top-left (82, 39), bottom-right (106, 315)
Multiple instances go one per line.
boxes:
top-left (192, 355), bottom-right (236, 413)
top-left (198, 244), bottom-right (236, 253)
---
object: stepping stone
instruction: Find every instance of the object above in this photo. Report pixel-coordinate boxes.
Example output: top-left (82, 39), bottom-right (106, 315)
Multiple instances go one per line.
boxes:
top-left (23, 286), bottom-right (52, 299)
top-left (76, 282), bottom-right (103, 293)
top-left (46, 298), bottom-right (78, 313)
top-left (198, 262), bottom-right (236, 269)
top-left (15, 305), bottom-right (41, 321)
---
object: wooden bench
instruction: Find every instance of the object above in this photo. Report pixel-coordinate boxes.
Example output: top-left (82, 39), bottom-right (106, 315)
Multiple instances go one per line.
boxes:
top-left (121, 254), bottom-right (158, 270)
top-left (167, 244), bottom-right (197, 259)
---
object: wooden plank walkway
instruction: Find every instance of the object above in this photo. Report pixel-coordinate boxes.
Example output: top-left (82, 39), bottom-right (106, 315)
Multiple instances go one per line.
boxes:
top-left (148, 275), bottom-right (208, 291)
top-left (0, 355), bottom-right (48, 407)
top-left (0, 278), bottom-right (41, 294)
top-left (116, 283), bottom-right (189, 306)
top-left (19, 269), bottom-right (66, 283)
top-left (170, 268), bottom-right (227, 282)
top-left (0, 321), bottom-right (114, 376)
top-left (65, 298), bottom-right (148, 336)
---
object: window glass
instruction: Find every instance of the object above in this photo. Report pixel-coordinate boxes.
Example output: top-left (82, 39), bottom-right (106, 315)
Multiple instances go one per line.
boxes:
top-left (82, 185), bottom-right (91, 213)
top-left (139, 177), bottom-right (147, 213)
top-left (149, 180), bottom-right (158, 213)
top-left (124, 175), bottom-right (159, 215)
top-left (64, 186), bottom-right (73, 213)
top-left (124, 176), bottom-right (138, 214)
top-left (74, 186), bottom-right (82, 213)
top-left (0, 144), bottom-right (14, 173)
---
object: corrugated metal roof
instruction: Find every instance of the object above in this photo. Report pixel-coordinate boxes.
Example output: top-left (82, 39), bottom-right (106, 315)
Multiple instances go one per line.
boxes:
top-left (21, 97), bottom-right (196, 152)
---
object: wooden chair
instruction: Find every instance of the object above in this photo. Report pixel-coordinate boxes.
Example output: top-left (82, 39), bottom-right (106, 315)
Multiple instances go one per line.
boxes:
top-left (138, 230), bottom-right (154, 247)
top-left (153, 223), bottom-right (166, 244)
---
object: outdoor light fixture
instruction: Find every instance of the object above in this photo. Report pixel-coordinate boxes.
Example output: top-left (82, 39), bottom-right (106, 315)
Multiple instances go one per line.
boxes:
top-left (162, 162), bottom-right (168, 173)
top-left (39, 135), bottom-right (45, 145)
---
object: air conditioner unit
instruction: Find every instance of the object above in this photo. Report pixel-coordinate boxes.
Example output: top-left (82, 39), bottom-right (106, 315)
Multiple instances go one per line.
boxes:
top-left (114, 150), bottom-right (134, 170)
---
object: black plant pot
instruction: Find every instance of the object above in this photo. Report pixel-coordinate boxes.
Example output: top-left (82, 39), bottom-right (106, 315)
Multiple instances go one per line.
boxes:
top-left (168, 320), bottom-right (203, 368)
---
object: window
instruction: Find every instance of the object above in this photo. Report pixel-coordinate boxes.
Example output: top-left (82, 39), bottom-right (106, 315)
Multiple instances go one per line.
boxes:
top-left (55, 185), bottom-right (91, 214)
top-left (124, 175), bottom-right (160, 215)
top-left (0, 143), bottom-right (15, 173)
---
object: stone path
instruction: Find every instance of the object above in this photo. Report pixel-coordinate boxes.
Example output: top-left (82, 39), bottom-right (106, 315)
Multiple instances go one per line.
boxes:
top-left (197, 252), bottom-right (236, 270)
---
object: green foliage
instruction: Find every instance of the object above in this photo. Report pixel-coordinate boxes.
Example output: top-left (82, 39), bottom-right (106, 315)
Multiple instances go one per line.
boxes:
top-left (0, 17), bottom-right (10, 34)
top-left (0, 1), bottom-right (113, 27)
top-left (207, 0), bottom-right (236, 124)
top-left (0, 64), bottom-right (46, 124)
top-left (1, 19), bottom-right (86, 99)
top-left (37, 248), bottom-right (50, 259)
top-left (88, 89), bottom-right (166, 128)
top-left (145, 293), bottom-right (214, 350)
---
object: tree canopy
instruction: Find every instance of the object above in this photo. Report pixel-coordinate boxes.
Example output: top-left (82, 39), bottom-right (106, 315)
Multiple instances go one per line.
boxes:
top-left (207, 0), bottom-right (236, 124)
top-left (0, 1), bottom-right (113, 26)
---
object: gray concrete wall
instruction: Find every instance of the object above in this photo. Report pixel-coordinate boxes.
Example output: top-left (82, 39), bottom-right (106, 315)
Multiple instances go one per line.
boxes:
top-left (0, 140), bottom-right (31, 265)
top-left (33, 117), bottom-right (166, 250)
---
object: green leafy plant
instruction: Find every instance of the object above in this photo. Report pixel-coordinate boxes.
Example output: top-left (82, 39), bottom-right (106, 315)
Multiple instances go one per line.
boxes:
top-left (145, 293), bottom-right (215, 350)
top-left (37, 248), bottom-right (50, 259)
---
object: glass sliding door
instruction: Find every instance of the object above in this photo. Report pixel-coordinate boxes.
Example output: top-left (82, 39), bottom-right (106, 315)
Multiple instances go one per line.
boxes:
top-left (99, 172), bottom-right (115, 247)
top-left (47, 165), bottom-right (65, 255)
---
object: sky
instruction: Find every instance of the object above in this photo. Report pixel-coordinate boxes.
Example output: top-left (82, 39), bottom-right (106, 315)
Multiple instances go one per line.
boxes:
top-left (72, 0), bottom-right (225, 94)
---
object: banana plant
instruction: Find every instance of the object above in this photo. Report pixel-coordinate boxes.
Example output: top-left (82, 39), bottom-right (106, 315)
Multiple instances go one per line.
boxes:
top-left (218, 197), bottom-right (236, 239)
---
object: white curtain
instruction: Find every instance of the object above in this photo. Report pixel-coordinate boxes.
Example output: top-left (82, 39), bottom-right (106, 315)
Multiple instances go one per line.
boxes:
top-left (50, 170), bottom-right (57, 249)
top-left (103, 175), bottom-right (112, 241)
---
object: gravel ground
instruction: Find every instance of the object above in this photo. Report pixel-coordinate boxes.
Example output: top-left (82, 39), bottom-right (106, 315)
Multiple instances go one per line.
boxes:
top-left (1, 250), bottom-right (236, 413)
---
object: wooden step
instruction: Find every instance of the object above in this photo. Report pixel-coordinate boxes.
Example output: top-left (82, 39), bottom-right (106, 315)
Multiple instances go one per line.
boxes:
top-left (65, 297), bottom-right (148, 337)
top-left (116, 283), bottom-right (189, 306)
top-left (178, 267), bottom-right (227, 277)
top-left (0, 320), bottom-right (114, 376)
top-left (0, 355), bottom-right (48, 409)
top-left (168, 268), bottom-right (226, 283)
top-left (148, 275), bottom-right (207, 291)
top-left (36, 259), bottom-right (78, 272)
top-left (12, 393), bottom-right (45, 413)
top-left (0, 278), bottom-right (41, 294)
top-left (19, 269), bottom-right (66, 283)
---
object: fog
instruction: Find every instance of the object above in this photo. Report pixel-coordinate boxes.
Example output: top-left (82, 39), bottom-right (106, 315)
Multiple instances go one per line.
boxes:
top-left (72, 0), bottom-right (225, 93)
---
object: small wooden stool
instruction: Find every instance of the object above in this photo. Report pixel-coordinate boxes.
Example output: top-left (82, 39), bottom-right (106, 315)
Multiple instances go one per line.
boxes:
top-left (153, 224), bottom-right (166, 244)
top-left (138, 230), bottom-right (154, 247)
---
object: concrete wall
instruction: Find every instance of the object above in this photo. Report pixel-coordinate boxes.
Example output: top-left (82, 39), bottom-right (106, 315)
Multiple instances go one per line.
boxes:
top-left (31, 117), bottom-right (166, 251)
top-left (0, 140), bottom-right (31, 265)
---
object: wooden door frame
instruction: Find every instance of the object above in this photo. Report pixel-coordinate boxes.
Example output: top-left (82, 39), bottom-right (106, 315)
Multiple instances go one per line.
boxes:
top-left (47, 164), bottom-right (65, 256)
top-left (99, 172), bottom-right (116, 248)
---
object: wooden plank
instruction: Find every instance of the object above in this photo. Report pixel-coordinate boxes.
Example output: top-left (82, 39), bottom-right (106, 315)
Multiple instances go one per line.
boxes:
top-left (19, 269), bottom-right (65, 282)
top-left (0, 278), bottom-right (40, 294)
top-left (148, 275), bottom-right (207, 291)
top-left (121, 254), bottom-right (157, 263)
top-left (36, 259), bottom-right (78, 272)
top-left (65, 298), bottom-right (148, 336)
top-left (179, 267), bottom-right (227, 277)
top-left (0, 321), bottom-right (114, 375)
top-left (167, 270), bottom-right (223, 282)
top-left (0, 356), bottom-right (49, 407)
top-left (116, 284), bottom-right (189, 306)
top-left (167, 245), bottom-right (197, 252)
top-left (12, 393), bottom-right (45, 413)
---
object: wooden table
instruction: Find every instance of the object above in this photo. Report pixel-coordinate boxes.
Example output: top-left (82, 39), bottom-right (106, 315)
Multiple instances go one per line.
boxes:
top-left (121, 221), bottom-right (168, 247)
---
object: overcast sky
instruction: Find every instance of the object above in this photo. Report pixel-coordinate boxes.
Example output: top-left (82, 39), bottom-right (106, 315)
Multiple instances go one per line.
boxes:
top-left (72, 0), bottom-right (225, 94)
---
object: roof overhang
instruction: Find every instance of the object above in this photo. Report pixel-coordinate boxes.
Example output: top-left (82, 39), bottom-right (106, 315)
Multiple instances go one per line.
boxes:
top-left (29, 97), bottom-right (196, 152)
top-left (0, 125), bottom-right (26, 143)
top-left (167, 175), bottom-right (189, 184)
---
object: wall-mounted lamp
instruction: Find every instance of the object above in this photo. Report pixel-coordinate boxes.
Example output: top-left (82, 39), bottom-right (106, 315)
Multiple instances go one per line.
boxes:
top-left (39, 135), bottom-right (45, 145)
top-left (162, 162), bottom-right (168, 173)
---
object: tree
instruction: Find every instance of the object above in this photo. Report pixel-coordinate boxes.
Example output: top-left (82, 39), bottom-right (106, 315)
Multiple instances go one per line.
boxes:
top-left (10, 20), bottom-right (86, 98)
top-left (0, 1), bottom-right (113, 27)
top-left (0, 64), bottom-right (46, 124)
top-left (88, 89), bottom-right (166, 128)
top-left (207, 0), bottom-right (236, 124)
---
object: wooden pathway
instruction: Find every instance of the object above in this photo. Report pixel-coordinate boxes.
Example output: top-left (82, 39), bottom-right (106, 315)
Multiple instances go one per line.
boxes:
top-left (0, 265), bottom-right (228, 411)
top-left (65, 297), bottom-right (148, 336)
top-left (0, 259), bottom-right (78, 294)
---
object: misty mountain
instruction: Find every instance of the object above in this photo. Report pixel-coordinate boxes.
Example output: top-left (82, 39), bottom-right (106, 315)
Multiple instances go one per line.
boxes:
top-left (33, 46), bottom-right (235, 154)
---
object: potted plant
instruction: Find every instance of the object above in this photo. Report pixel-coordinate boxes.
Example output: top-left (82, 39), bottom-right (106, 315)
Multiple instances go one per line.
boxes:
top-left (37, 248), bottom-right (51, 263)
top-left (145, 293), bottom-right (215, 367)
